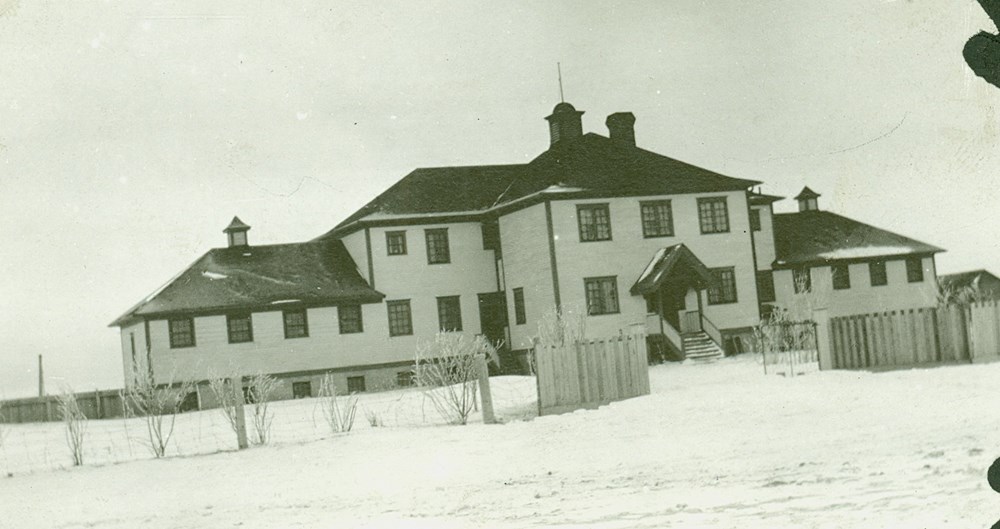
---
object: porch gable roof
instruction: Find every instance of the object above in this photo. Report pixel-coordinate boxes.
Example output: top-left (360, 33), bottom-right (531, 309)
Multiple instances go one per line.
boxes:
top-left (630, 244), bottom-right (715, 296)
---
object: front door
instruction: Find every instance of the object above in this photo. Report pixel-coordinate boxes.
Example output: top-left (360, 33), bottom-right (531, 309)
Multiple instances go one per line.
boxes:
top-left (680, 310), bottom-right (702, 334)
top-left (477, 292), bottom-right (508, 350)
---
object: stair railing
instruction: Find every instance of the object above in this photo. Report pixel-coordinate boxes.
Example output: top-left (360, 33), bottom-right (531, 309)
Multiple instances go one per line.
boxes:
top-left (699, 313), bottom-right (724, 348)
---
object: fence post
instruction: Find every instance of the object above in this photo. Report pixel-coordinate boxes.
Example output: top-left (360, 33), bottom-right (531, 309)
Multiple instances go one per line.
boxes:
top-left (230, 377), bottom-right (248, 450)
top-left (476, 354), bottom-right (496, 424)
top-left (813, 309), bottom-right (832, 370)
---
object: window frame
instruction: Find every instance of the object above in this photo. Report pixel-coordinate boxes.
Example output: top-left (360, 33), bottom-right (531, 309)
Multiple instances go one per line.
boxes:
top-left (385, 230), bottom-right (407, 256)
top-left (226, 313), bottom-right (253, 344)
top-left (168, 317), bottom-right (196, 348)
top-left (583, 276), bottom-right (620, 315)
top-left (707, 267), bottom-right (738, 305)
top-left (756, 270), bottom-right (775, 303)
top-left (386, 299), bottom-right (413, 337)
top-left (512, 287), bottom-right (526, 325)
top-left (425, 228), bottom-right (451, 264)
top-left (347, 376), bottom-right (366, 394)
top-left (697, 196), bottom-right (730, 234)
top-left (906, 257), bottom-right (924, 283)
top-left (792, 266), bottom-right (812, 294)
top-left (282, 309), bottom-right (309, 339)
top-left (436, 295), bottom-right (463, 332)
top-left (397, 371), bottom-right (414, 387)
top-left (338, 304), bottom-right (363, 334)
top-left (869, 261), bottom-right (888, 287)
top-left (292, 381), bottom-right (312, 399)
top-left (639, 200), bottom-right (674, 238)
top-left (576, 203), bottom-right (613, 242)
top-left (832, 263), bottom-right (851, 290)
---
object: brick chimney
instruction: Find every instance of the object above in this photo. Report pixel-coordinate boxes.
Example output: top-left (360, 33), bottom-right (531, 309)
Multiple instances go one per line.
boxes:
top-left (544, 102), bottom-right (584, 146)
top-left (606, 112), bottom-right (636, 146)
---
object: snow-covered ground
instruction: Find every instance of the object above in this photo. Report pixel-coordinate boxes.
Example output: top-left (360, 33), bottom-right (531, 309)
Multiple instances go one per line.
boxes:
top-left (3, 355), bottom-right (1000, 528)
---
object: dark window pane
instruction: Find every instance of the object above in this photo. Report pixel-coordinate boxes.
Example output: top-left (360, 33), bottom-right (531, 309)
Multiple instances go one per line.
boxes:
top-left (292, 381), bottom-right (311, 399)
top-left (227, 314), bottom-right (253, 344)
top-left (387, 300), bottom-right (413, 336)
top-left (793, 267), bottom-right (812, 294)
top-left (437, 296), bottom-right (463, 331)
top-left (397, 371), bottom-right (414, 387)
top-left (338, 305), bottom-right (363, 334)
top-left (708, 267), bottom-right (738, 304)
top-left (906, 257), bottom-right (924, 283)
top-left (347, 376), bottom-right (366, 393)
top-left (832, 264), bottom-right (851, 290)
top-left (513, 287), bottom-right (526, 325)
top-left (698, 197), bottom-right (730, 234)
top-left (577, 204), bottom-right (612, 241)
top-left (640, 201), bottom-right (674, 238)
top-left (283, 309), bottom-right (309, 338)
top-left (749, 209), bottom-right (761, 231)
top-left (756, 271), bottom-right (775, 302)
top-left (386, 231), bottom-right (407, 256)
top-left (584, 277), bottom-right (620, 315)
top-left (870, 261), bottom-right (888, 286)
top-left (169, 318), bottom-right (195, 348)
top-left (425, 229), bottom-right (450, 264)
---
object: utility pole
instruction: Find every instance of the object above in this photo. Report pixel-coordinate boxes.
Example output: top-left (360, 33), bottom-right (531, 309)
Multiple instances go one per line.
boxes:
top-left (38, 354), bottom-right (44, 397)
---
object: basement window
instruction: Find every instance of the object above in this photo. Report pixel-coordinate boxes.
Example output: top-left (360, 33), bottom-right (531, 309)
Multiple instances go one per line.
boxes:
top-left (292, 381), bottom-right (312, 399)
top-left (347, 376), bottom-right (366, 394)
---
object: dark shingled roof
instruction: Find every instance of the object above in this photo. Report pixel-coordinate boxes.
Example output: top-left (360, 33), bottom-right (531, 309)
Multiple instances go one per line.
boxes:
top-left (749, 191), bottom-right (784, 205)
top-left (772, 210), bottom-right (944, 267)
top-left (630, 244), bottom-right (714, 296)
top-left (324, 133), bottom-right (760, 237)
top-left (939, 270), bottom-right (1000, 293)
top-left (110, 240), bottom-right (382, 327)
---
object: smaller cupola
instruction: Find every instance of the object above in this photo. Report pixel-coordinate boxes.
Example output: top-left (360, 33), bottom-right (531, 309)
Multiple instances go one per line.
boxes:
top-left (545, 102), bottom-right (584, 146)
top-left (223, 216), bottom-right (251, 247)
top-left (795, 186), bottom-right (821, 212)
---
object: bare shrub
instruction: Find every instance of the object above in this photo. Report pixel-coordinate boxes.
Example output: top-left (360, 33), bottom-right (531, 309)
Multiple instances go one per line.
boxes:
top-left (533, 304), bottom-right (586, 346)
top-left (207, 376), bottom-right (241, 435)
top-left (414, 332), bottom-right (497, 425)
top-left (124, 370), bottom-right (196, 458)
top-left (318, 374), bottom-right (357, 434)
top-left (938, 281), bottom-right (988, 306)
top-left (363, 408), bottom-right (383, 427)
top-left (246, 373), bottom-right (278, 445)
top-left (56, 390), bottom-right (87, 466)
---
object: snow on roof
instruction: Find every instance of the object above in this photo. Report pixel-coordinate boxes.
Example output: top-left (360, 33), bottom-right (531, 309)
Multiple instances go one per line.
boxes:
top-left (202, 271), bottom-right (228, 280)
top-left (270, 299), bottom-right (301, 305)
top-left (817, 246), bottom-right (915, 260)
top-left (637, 247), bottom-right (669, 284)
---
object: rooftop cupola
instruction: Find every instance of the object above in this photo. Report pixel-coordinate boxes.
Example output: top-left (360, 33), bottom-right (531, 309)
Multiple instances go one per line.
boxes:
top-left (223, 216), bottom-right (251, 247)
top-left (545, 102), bottom-right (584, 146)
top-left (606, 112), bottom-right (636, 146)
top-left (795, 187), bottom-right (821, 212)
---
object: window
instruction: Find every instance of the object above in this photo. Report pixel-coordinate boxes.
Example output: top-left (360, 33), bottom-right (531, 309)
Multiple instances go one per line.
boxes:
top-left (425, 228), bottom-right (450, 264)
top-left (283, 309), bottom-right (309, 339)
top-left (386, 231), bottom-right (407, 256)
top-left (387, 300), bottom-right (413, 336)
top-left (481, 221), bottom-right (501, 252)
top-left (906, 257), bottom-right (924, 283)
top-left (338, 305), bottom-right (363, 334)
top-left (708, 267), bottom-right (738, 304)
top-left (870, 261), bottom-right (888, 286)
top-left (226, 313), bottom-right (253, 344)
top-left (792, 267), bottom-right (812, 294)
top-left (397, 371), bottom-right (414, 387)
top-left (749, 209), bottom-right (761, 232)
top-left (242, 385), bottom-right (258, 404)
top-left (577, 204), bottom-right (612, 242)
top-left (347, 376), bottom-right (366, 394)
top-left (640, 200), bottom-right (674, 238)
top-left (292, 381), bottom-right (312, 399)
top-left (697, 197), bottom-right (730, 234)
top-left (832, 264), bottom-right (851, 290)
top-left (179, 391), bottom-right (200, 413)
top-left (512, 287), bottom-right (526, 325)
top-left (584, 276), bottom-right (620, 315)
top-left (437, 296), bottom-right (463, 331)
top-left (756, 271), bottom-right (775, 302)
top-left (168, 318), bottom-right (195, 348)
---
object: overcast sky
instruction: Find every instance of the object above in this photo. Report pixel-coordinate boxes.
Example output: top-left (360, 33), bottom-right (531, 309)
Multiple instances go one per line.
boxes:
top-left (1, 0), bottom-right (998, 397)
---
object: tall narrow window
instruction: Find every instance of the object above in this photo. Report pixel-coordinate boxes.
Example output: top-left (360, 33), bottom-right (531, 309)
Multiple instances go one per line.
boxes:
top-left (338, 305), bottom-right (363, 334)
top-left (437, 296), bottom-right (463, 331)
top-left (481, 221), bottom-right (501, 253)
top-left (756, 271), bottom-right (775, 302)
top-left (169, 318), bottom-right (195, 348)
top-left (584, 276), bottom-right (620, 315)
top-left (386, 231), bottom-right (407, 256)
top-left (577, 204), bottom-right (612, 242)
top-left (512, 287), bottom-right (526, 325)
top-left (697, 197), bottom-right (730, 234)
top-left (906, 257), bottom-right (924, 283)
top-left (283, 309), bottom-right (309, 338)
top-left (870, 261), bottom-right (888, 287)
top-left (226, 313), bottom-right (253, 344)
top-left (708, 267), bottom-right (738, 304)
top-left (793, 267), bottom-right (812, 294)
top-left (749, 209), bottom-right (762, 231)
top-left (832, 264), bottom-right (851, 290)
top-left (640, 200), bottom-right (674, 238)
top-left (425, 228), bottom-right (450, 264)
top-left (387, 300), bottom-right (413, 336)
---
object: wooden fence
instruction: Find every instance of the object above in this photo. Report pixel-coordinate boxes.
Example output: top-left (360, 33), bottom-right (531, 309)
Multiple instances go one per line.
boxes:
top-left (827, 303), bottom-right (1000, 369)
top-left (0, 390), bottom-right (126, 424)
top-left (534, 332), bottom-right (651, 416)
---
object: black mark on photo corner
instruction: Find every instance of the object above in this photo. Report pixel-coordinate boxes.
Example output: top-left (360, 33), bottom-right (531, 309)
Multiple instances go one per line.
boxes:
top-left (965, 0), bottom-right (1000, 89)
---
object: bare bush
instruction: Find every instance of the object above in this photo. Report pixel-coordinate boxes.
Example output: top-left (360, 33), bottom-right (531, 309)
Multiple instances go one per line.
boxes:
top-left (124, 370), bottom-right (196, 458)
top-left (363, 408), bottom-right (383, 427)
top-left (246, 373), bottom-right (278, 445)
top-left (56, 390), bottom-right (87, 466)
top-left (938, 281), bottom-right (988, 306)
top-left (533, 304), bottom-right (586, 346)
top-left (318, 374), bottom-right (358, 434)
top-left (207, 376), bottom-right (241, 435)
top-left (414, 332), bottom-right (497, 425)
